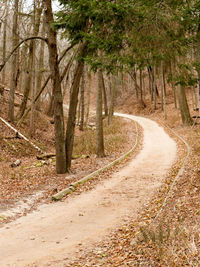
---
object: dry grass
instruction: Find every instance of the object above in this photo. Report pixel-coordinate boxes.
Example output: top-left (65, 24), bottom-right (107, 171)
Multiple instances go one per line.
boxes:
top-left (136, 222), bottom-right (200, 266)
top-left (128, 103), bottom-right (200, 266)
top-left (73, 117), bottom-right (127, 156)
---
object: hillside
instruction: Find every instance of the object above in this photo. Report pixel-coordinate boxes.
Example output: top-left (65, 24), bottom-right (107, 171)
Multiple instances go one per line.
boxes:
top-left (0, 83), bottom-right (199, 266)
top-left (63, 91), bottom-right (200, 266)
top-left (0, 88), bottom-right (137, 223)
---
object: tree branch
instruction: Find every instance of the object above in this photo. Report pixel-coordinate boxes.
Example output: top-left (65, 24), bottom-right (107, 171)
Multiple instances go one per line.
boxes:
top-left (0, 36), bottom-right (48, 72)
top-left (17, 43), bottom-right (76, 125)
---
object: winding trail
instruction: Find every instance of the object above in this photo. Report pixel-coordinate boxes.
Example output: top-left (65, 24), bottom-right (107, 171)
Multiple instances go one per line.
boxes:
top-left (0, 114), bottom-right (177, 267)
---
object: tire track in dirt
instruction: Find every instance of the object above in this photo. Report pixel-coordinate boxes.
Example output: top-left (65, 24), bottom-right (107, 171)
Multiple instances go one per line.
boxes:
top-left (0, 114), bottom-right (177, 267)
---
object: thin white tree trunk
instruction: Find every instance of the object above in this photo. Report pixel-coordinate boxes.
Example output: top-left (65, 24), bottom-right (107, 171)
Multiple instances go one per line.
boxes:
top-left (2, 1), bottom-right (8, 84)
top-left (108, 74), bottom-right (116, 125)
top-left (8, 0), bottom-right (19, 122)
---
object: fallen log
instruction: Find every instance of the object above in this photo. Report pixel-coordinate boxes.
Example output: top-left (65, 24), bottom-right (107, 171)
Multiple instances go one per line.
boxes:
top-left (36, 153), bottom-right (89, 160)
top-left (37, 153), bottom-right (55, 160)
top-left (0, 117), bottom-right (43, 153)
top-left (11, 159), bottom-right (21, 168)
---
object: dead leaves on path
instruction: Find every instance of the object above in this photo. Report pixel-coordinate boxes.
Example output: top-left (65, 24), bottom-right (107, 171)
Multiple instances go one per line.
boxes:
top-left (62, 122), bottom-right (200, 267)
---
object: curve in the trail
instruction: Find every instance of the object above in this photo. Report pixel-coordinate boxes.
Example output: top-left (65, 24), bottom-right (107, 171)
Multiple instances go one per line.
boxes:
top-left (0, 114), bottom-right (177, 267)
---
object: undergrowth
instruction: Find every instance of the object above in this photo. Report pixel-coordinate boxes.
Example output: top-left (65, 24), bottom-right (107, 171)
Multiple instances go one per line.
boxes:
top-left (136, 222), bottom-right (200, 266)
top-left (73, 117), bottom-right (127, 156)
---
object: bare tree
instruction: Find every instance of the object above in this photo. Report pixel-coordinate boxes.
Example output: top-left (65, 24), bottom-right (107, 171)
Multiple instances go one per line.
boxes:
top-left (8, 0), bottom-right (19, 122)
top-left (161, 62), bottom-right (167, 119)
top-left (177, 84), bottom-right (193, 125)
top-left (96, 69), bottom-right (105, 157)
top-left (17, 3), bottom-right (42, 121)
top-left (108, 74), bottom-right (116, 125)
top-left (30, 1), bottom-right (43, 136)
top-left (101, 71), bottom-right (108, 117)
top-left (65, 43), bottom-right (87, 171)
top-left (1, 1), bottom-right (9, 84)
top-left (85, 66), bottom-right (91, 126)
top-left (79, 66), bottom-right (85, 131)
top-left (35, 9), bottom-right (45, 111)
top-left (43, 0), bottom-right (66, 174)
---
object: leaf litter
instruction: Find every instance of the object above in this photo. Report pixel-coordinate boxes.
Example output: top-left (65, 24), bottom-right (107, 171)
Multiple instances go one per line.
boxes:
top-left (56, 95), bottom-right (200, 267)
top-left (0, 104), bottom-right (139, 224)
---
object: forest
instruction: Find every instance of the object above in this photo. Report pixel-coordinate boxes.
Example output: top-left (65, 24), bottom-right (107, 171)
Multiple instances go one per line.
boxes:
top-left (0, 0), bottom-right (199, 266)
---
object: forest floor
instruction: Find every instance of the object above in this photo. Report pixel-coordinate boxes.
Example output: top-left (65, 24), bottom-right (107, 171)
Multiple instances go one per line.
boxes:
top-left (72, 92), bottom-right (199, 267)
top-left (0, 90), bottom-right (138, 223)
top-left (0, 113), bottom-right (177, 266)
top-left (0, 89), bottom-right (199, 266)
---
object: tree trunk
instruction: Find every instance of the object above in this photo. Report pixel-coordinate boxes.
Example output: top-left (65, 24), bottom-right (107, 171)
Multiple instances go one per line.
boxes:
top-left (152, 66), bottom-right (157, 110)
top-left (77, 95), bottom-right (81, 126)
top-left (170, 61), bottom-right (177, 109)
top-left (139, 68), bottom-right (145, 107)
top-left (177, 84), bottom-right (193, 125)
top-left (17, 46), bottom-right (74, 125)
top-left (79, 66), bottom-right (85, 131)
top-left (17, 6), bottom-right (42, 121)
top-left (161, 62), bottom-right (167, 119)
top-left (108, 74), bottom-right (116, 125)
top-left (8, 0), bottom-right (19, 122)
top-left (62, 50), bottom-right (77, 99)
top-left (139, 68), bottom-right (143, 100)
top-left (192, 86), bottom-right (198, 109)
top-left (2, 1), bottom-right (8, 84)
top-left (16, 44), bottom-right (34, 120)
top-left (142, 72), bottom-right (146, 99)
top-left (85, 67), bottom-right (91, 126)
top-left (65, 43), bottom-right (87, 171)
top-left (133, 67), bottom-right (138, 100)
top-left (147, 67), bottom-right (153, 100)
top-left (190, 87), bottom-right (195, 111)
top-left (30, 2), bottom-right (42, 136)
top-left (96, 69), bottom-right (105, 157)
top-left (100, 70), bottom-right (108, 117)
top-left (46, 91), bottom-right (54, 117)
top-left (36, 16), bottom-right (45, 111)
top-left (19, 44), bottom-right (28, 93)
top-left (160, 70), bottom-right (164, 112)
top-left (44, 0), bottom-right (66, 174)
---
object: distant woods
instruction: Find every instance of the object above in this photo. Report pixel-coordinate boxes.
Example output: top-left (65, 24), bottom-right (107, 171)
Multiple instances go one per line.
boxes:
top-left (0, 0), bottom-right (199, 173)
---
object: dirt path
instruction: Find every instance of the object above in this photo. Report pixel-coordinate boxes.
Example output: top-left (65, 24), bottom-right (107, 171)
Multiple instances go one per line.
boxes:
top-left (0, 114), bottom-right (177, 267)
